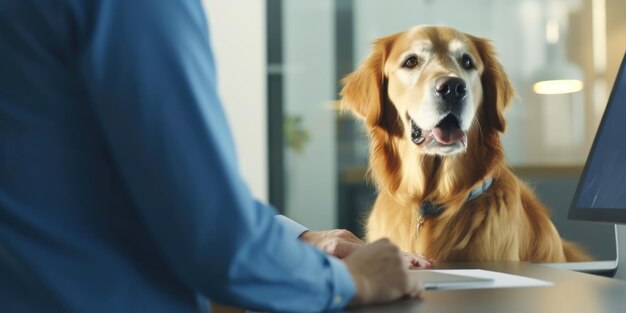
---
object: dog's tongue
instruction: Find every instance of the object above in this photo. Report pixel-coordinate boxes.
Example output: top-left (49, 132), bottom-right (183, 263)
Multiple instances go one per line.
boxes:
top-left (432, 116), bottom-right (465, 145)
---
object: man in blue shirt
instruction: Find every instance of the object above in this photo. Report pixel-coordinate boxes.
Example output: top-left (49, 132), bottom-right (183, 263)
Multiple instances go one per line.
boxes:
top-left (0, 1), bottom-right (424, 312)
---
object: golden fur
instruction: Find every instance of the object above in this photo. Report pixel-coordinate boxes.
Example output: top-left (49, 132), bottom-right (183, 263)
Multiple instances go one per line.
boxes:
top-left (340, 26), bottom-right (590, 262)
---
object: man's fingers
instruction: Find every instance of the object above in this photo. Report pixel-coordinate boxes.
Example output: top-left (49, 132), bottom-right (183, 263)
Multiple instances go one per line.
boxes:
top-left (323, 235), bottom-right (365, 258)
top-left (301, 230), bottom-right (367, 258)
top-left (344, 237), bottom-right (418, 306)
top-left (335, 229), bottom-right (363, 241)
top-left (333, 241), bottom-right (364, 259)
top-left (342, 236), bottom-right (366, 247)
top-left (346, 232), bottom-right (364, 242)
top-left (406, 276), bottom-right (424, 298)
top-left (348, 235), bottom-right (366, 243)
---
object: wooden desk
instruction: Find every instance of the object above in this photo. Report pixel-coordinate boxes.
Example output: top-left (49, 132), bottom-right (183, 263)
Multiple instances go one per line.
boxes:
top-left (350, 262), bottom-right (626, 313)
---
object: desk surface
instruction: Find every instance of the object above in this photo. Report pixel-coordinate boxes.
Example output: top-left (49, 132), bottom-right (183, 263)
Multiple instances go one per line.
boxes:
top-left (350, 262), bottom-right (626, 313)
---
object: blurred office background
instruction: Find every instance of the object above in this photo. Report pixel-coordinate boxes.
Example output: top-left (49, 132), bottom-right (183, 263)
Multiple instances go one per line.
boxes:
top-left (204, 0), bottom-right (626, 276)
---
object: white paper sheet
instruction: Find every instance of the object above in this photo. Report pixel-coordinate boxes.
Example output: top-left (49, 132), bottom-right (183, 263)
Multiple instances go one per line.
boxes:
top-left (425, 269), bottom-right (554, 290)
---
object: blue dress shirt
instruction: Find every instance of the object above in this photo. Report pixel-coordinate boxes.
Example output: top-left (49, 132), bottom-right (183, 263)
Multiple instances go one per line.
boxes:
top-left (276, 215), bottom-right (309, 238)
top-left (0, 1), bottom-right (355, 312)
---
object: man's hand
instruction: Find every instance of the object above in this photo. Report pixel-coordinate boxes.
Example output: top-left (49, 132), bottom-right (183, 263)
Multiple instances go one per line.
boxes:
top-left (344, 238), bottom-right (423, 307)
top-left (298, 229), bottom-right (364, 259)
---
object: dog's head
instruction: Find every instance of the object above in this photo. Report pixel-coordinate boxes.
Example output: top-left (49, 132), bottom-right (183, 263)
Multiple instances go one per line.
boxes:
top-left (341, 26), bottom-right (514, 157)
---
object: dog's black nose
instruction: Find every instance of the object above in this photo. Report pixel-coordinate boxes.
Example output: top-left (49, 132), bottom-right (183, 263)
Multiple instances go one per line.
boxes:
top-left (434, 77), bottom-right (467, 102)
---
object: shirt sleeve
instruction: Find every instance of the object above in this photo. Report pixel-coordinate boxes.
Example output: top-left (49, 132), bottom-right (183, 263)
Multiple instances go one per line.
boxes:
top-left (76, 1), bottom-right (355, 311)
top-left (275, 215), bottom-right (309, 238)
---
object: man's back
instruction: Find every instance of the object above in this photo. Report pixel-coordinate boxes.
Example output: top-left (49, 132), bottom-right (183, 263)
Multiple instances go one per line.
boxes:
top-left (0, 1), bottom-right (207, 311)
top-left (0, 1), bottom-right (356, 312)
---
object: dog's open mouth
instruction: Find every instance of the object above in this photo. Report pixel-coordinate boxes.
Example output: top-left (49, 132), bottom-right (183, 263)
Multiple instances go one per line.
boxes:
top-left (409, 114), bottom-right (467, 147)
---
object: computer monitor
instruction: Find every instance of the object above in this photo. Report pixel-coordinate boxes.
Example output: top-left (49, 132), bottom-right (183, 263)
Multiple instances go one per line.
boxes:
top-left (569, 52), bottom-right (626, 224)
top-left (540, 52), bottom-right (626, 276)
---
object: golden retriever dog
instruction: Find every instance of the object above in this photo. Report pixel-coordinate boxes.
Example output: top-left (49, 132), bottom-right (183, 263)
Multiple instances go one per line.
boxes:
top-left (340, 25), bottom-right (590, 262)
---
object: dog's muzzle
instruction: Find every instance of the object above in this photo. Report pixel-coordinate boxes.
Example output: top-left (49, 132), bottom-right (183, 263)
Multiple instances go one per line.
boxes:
top-left (408, 113), bottom-right (466, 147)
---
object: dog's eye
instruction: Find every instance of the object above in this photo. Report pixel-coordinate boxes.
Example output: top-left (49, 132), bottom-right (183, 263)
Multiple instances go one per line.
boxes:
top-left (402, 56), bottom-right (419, 69)
top-left (461, 54), bottom-right (474, 69)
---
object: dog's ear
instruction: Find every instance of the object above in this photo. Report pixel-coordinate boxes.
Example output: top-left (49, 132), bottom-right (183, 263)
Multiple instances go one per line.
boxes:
top-left (340, 34), bottom-right (398, 126)
top-left (470, 36), bottom-right (514, 133)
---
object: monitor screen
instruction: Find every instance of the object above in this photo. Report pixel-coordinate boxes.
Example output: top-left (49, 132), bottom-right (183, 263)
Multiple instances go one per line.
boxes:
top-left (570, 52), bottom-right (626, 224)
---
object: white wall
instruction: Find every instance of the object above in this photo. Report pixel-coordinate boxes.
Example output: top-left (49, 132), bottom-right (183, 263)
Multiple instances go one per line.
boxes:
top-left (202, 0), bottom-right (268, 201)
